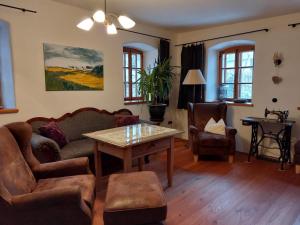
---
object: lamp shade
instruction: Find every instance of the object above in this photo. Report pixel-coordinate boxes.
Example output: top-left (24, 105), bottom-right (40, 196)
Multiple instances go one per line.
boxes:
top-left (77, 18), bottom-right (94, 31)
top-left (93, 10), bottom-right (105, 23)
top-left (183, 69), bottom-right (206, 85)
top-left (118, 15), bottom-right (136, 29)
top-left (107, 23), bottom-right (118, 35)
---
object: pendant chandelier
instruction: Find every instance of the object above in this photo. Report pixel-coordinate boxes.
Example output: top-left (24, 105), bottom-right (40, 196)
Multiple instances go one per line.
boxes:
top-left (77, 0), bottom-right (136, 35)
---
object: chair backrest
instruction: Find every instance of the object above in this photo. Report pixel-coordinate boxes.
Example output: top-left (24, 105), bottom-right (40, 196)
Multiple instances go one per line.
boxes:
top-left (188, 102), bottom-right (227, 131)
top-left (28, 107), bottom-right (133, 141)
top-left (0, 125), bottom-right (36, 199)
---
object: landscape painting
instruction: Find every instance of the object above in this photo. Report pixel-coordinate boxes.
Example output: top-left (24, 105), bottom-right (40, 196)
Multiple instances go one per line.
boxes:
top-left (43, 43), bottom-right (104, 91)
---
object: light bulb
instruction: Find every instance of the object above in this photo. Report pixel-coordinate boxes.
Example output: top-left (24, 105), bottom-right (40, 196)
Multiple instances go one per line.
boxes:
top-left (77, 18), bottom-right (94, 31)
top-left (118, 15), bottom-right (136, 29)
top-left (93, 10), bottom-right (105, 23)
top-left (107, 23), bottom-right (118, 35)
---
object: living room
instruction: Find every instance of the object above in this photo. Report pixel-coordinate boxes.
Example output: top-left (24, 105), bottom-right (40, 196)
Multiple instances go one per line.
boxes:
top-left (0, 0), bottom-right (300, 225)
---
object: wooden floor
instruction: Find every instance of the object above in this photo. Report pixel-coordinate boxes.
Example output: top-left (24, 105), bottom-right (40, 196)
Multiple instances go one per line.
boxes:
top-left (93, 139), bottom-right (300, 225)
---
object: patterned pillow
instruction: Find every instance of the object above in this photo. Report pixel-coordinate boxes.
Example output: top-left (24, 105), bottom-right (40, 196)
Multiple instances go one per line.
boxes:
top-left (39, 122), bottom-right (68, 148)
top-left (115, 115), bottom-right (140, 127)
top-left (204, 118), bottom-right (226, 136)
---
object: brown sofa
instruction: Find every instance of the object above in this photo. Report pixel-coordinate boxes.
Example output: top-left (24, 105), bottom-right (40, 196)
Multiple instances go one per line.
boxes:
top-left (294, 141), bottom-right (300, 174)
top-left (0, 122), bottom-right (95, 225)
top-left (188, 102), bottom-right (237, 163)
top-left (27, 107), bottom-right (145, 174)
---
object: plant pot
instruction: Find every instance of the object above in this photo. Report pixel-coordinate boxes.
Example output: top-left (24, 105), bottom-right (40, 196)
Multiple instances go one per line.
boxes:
top-left (148, 104), bottom-right (167, 122)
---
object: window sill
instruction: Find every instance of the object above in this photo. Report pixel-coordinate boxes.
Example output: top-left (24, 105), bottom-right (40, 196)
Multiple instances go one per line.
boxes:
top-left (124, 101), bottom-right (147, 106)
top-left (0, 108), bottom-right (19, 114)
top-left (226, 101), bottom-right (254, 107)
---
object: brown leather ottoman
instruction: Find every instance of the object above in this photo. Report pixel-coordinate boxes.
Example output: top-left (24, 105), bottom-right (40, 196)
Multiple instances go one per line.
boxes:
top-left (103, 171), bottom-right (167, 225)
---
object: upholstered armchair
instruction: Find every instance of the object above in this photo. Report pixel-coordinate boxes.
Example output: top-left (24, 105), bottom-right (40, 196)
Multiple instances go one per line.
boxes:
top-left (0, 122), bottom-right (95, 225)
top-left (188, 102), bottom-right (237, 163)
top-left (294, 141), bottom-right (300, 174)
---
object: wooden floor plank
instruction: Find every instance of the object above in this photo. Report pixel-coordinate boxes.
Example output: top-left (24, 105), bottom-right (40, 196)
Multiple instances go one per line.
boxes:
top-left (93, 139), bottom-right (300, 225)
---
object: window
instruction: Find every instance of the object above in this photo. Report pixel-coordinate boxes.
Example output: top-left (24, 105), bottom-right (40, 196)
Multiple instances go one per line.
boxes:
top-left (123, 47), bottom-right (144, 103)
top-left (218, 45), bottom-right (254, 101)
top-left (0, 20), bottom-right (17, 113)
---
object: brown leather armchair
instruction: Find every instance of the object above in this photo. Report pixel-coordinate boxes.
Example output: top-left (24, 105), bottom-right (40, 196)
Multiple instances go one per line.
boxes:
top-left (294, 140), bottom-right (300, 174)
top-left (0, 122), bottom-right (95, 225)
top-left (188, 102), bottom-right (237, 163)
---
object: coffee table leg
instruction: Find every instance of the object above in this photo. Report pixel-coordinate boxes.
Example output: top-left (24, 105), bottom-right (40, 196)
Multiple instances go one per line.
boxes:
top-left (167, 137), bottom-right (175, 187)
top-left (138, 157), bottom-right (144, 171)
top-left (94, 141), bottom-right (102, 189)
top-left (123, 148), bottom-right (132, 173)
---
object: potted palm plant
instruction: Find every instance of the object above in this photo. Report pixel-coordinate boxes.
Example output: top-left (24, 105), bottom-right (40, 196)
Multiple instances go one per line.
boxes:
top-left (138, 59), bottom-right (175, 122)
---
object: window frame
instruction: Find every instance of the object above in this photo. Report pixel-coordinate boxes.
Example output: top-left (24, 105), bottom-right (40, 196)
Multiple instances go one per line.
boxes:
top-left (123, 47), bottom-right (144, 103)
top-left (218, 45), bottom-right (255, 101)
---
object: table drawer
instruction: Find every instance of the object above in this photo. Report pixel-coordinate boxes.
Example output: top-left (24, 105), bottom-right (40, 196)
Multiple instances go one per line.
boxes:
top-left (132, 138), bottom-right (170, 158)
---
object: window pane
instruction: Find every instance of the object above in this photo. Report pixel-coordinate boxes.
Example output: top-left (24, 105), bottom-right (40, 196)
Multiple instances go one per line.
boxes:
top-left (132, 69), bottom-right (137, 82)
top-left (222, 54), bottom-right (226, 68)
top-left (136, 83), bottom-right (141, 97)
top-left (132, 84), bottom-right (137, 97)
top-left (137, 54), bottom-right (141, 68)
top-left (132, 54), bottom-right (136, 68)
top-left (124, 53), bottom-right (129, 67)
top-left (239, 68), bottom-right (253, 83)
top-left (136, 69), bottom-right (141, 81)
top-left (240, 51), bottom-right (254, 67)
top-left (220, 84), bottom-right (234, 99)
top-left (223, 69), bottom-right (235, 83)
top-left (239, 84), bottom-right (252, 99)
top-left (123, 69), bottom-right (129, 82)
top-left (225, 53), bottom-right (235, 68)
top-left (124, 83), bottom-right (129, 98)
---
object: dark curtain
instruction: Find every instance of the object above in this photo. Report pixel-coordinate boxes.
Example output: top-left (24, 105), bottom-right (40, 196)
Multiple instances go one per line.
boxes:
top-left (158, 39), bottom-right (170, 105)
top-left (177, 43), bottom-right (205, 109)
top-left (159, 39), bottom-right (170, 63)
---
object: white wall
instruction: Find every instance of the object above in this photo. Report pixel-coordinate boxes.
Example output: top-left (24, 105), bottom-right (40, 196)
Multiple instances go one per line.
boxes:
top-left (0, 0), bottom-right (174, 124)
top-left (169, 13), bottom-right (300, 153)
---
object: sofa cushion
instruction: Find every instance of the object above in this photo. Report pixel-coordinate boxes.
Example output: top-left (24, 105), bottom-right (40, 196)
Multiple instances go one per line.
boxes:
top-left (198, 132), bottom-right (230, 147)
top-left (60, 139), bottom-right (94, 160)
top-left (115, 115), bottom-right (140, 127)
top-left (104, 171), bottom-right (167, 225)
top-left (39, 122), bottom-right (68, 148)
top-left (58, 111), bottom-right (117, 141)
top-left (34, 174), bottom-right (95, 208)
top-left (0, 127), bottom-right (36, 196)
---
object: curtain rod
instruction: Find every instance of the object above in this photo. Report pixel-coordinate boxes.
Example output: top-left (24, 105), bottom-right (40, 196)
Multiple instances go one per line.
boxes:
top-left (175, 28), bottom-right (269, 47)
top-left (117, 28), bottom-right (171, 41)
top-left (288, 23), bottom-right (300, 28)
top-left (0, 4), bottom-right (37, 13)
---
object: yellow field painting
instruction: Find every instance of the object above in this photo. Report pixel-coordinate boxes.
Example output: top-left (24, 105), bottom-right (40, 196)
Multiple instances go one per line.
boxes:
top-left (46, 67), bottom-right (75, 73)
top-left (44, 43), bottom-right (104, 91)
top-left (59, 73), bottom-right (103, 89)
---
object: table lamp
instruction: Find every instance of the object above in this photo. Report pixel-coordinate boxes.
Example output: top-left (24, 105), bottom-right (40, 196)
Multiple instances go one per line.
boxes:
top-left (183, 69), bottom-right (206, 103)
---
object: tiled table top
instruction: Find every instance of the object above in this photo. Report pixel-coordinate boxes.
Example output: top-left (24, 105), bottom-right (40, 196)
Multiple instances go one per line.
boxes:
top-left (84, 123), bottom-right (181, 148)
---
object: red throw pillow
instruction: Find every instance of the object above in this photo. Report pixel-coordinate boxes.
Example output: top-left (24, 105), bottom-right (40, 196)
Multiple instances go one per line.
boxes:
top-left (39, 122), bottom-right (68, 148)
top-left (115, 115), bottom-right (140, 127)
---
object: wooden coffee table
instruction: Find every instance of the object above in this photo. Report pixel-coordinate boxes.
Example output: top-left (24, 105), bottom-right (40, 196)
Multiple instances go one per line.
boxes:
top-left (84, 123), bottom-right (181, 187)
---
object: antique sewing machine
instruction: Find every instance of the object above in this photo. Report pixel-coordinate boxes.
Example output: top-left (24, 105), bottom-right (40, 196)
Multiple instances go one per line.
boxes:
top-left (264, 108), bottom-right (289, 122)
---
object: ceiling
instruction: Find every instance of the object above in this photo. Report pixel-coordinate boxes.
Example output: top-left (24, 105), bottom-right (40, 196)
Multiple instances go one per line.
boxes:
top-left (53, 0), bottom-right (300, 30)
